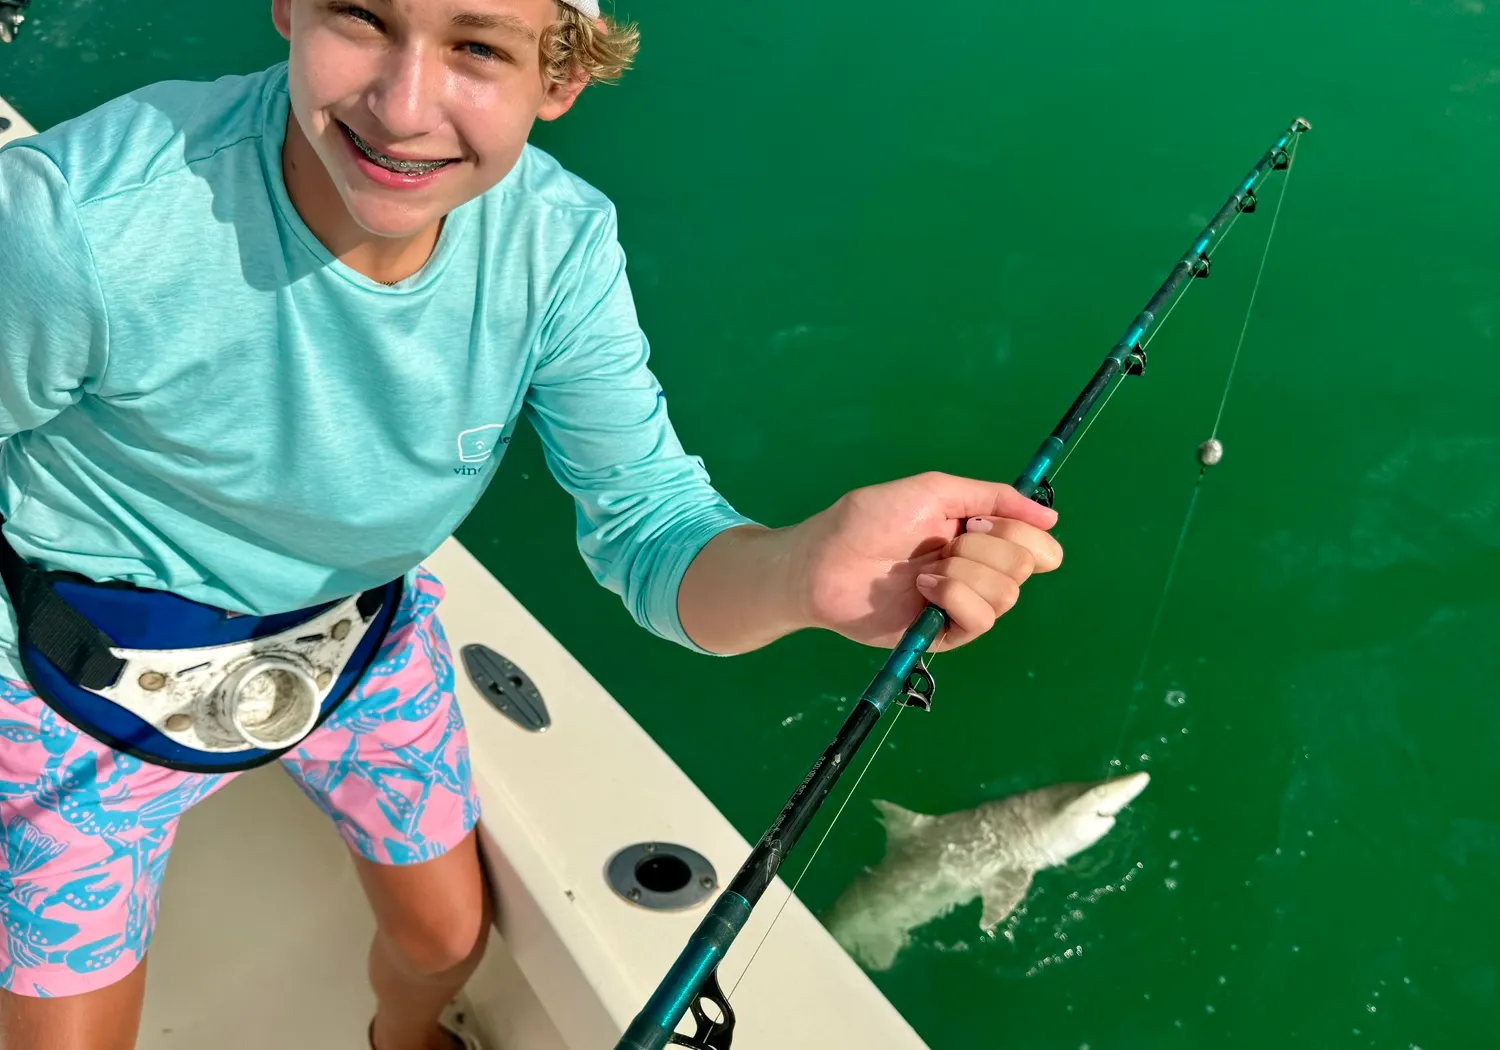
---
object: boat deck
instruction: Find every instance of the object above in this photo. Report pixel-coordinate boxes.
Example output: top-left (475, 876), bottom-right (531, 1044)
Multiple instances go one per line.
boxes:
top-left (138, 766), bottom-right (566, 1050)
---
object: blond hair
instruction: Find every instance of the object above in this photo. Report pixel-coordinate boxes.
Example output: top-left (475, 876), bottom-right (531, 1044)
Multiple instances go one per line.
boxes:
top-left (542, 5), bottom-right (640, 86)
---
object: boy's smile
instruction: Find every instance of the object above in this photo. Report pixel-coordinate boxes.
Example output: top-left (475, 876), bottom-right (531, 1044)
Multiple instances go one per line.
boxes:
top-left (272, 0), bottom-right (588, 281)
top-left (337, 118), bottom-right (462, 187)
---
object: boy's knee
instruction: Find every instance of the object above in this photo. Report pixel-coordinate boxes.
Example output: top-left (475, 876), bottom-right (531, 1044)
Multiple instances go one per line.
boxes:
top-left (379, 888), bottom-right (492, 978)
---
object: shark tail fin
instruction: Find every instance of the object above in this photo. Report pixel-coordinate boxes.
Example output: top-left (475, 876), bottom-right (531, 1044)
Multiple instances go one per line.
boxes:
top-left (872, 799), bottom-right (933, 849)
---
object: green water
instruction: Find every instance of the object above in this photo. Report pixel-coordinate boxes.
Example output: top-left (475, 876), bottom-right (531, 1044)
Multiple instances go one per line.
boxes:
top-left (6, 2), bottom-right (1499, 1047)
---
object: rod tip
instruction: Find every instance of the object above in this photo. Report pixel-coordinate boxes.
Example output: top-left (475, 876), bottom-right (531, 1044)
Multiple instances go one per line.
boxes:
top-left (1293, 117), bottom-right (1312, 132)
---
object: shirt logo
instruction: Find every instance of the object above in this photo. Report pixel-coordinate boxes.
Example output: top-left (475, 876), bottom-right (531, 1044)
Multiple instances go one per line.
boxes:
top-left (458, 424), bottom-right (507, 462)
top-left (454, 424), bottom-right (510, 476)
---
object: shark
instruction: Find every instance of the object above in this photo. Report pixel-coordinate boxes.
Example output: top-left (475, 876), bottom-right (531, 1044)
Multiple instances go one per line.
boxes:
top-left (824, 772), bottom-right (1151, 971)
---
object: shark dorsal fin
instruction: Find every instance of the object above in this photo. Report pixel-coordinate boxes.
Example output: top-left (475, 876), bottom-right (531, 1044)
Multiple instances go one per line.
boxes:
top-left (872, 800), bottom-right (933, 848)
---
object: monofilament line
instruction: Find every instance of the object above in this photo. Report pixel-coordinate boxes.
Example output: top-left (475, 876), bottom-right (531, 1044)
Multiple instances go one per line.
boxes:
top-left (1051, 186), bottom-right (1258, 484)
top-left (726, 625), bottom-right (950, 999)
top-left (1106, 138), bottom-right (1304, 768)
top-left (1209, 132), bottom-right (1301, 441)
top-left (1107, 470), bottom-right (1205, 766)
top-left (724, 702), bottom-right (907, 998)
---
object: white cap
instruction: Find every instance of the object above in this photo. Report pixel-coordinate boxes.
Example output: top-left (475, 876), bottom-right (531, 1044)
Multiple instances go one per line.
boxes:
top-left (561, 0), bottom-right (601, 15)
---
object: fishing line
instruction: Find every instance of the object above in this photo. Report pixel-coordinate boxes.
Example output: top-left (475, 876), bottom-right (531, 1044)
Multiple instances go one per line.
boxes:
top-left (725, 623), bottom-right (951, 1000)
top-left (1209, 132), bottom-right (1301, 442)
top-left (725, 702), bottom-right (908, 998)
top-left (1106, 474), bottom-right (1206, 767)
top-left (1106, 134), bottom-right (1303, 768)
top-left (1050, 179), bottom-right (1260, 484)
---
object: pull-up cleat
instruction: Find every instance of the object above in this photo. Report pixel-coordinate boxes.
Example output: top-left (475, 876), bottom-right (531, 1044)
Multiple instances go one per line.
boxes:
top-left (0, 0), bottom-right (28, 44)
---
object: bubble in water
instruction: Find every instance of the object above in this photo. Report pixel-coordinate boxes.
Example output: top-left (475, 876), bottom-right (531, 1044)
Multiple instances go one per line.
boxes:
top-left (1366, 1005), bottom-right (1377, 1013)
top-left (1169, 829), bottom-right (1183, 840)
top-left (1404, 977), bottom-right (1413, 985)
top-left (1181, 726), bottom-right (1190, 734)
top-left (1169, 859), bottom-right (1180, 870)
top-left (1166, 690), bottom-right (1187, 707)
top-left (1218, 975), bottom-right (1228, 985)
top-left (1206, 1005), bottom-right (1216, 1015)
top-left (1292, 945), bottom-right (1300, 953)
top-left (1110, 758), bottom-right (1123, 768)
top-left (1140, 753), bottom-right (1151, 763)
top-left (1164, 878), bottom-right (1178, 890)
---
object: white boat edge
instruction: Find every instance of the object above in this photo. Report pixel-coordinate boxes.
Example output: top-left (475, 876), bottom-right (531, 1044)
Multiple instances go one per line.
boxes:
top-left (1, 96), bottom-right (930, 1049)
top-left (431, 537), bottom-right (927, 1049)
top-left (0, 94), bottom-right (36, 144)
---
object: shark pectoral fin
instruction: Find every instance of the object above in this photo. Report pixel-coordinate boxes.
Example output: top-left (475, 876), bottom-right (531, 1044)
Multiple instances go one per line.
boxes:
top-left (978, 869), bottom-right (1035, 934)
top-left (872, 800), bottom-right (932, 849)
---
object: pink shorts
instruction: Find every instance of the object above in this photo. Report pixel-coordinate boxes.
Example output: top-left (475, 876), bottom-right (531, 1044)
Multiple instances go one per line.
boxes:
top-left (0, 567), bottom-right (481, 998)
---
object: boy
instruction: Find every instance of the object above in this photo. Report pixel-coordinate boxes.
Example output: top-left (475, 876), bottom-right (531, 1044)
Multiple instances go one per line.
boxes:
top-left (0, 2), bottom-right (1063, 1048)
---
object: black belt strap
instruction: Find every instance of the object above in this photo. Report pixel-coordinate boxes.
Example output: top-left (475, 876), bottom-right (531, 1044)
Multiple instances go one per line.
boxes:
top-left (0, 524), bottom-right (389, 693)
top-left (0, 531), bottom-right (127, 691)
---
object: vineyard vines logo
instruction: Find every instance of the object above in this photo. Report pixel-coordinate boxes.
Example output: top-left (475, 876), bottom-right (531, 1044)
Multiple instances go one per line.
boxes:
top-left (454, 424), bottom-right (510, 476)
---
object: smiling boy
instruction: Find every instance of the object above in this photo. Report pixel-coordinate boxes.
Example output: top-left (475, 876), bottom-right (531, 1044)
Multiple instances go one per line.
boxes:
top-left (0, 2), bottom-right (1062, 1048)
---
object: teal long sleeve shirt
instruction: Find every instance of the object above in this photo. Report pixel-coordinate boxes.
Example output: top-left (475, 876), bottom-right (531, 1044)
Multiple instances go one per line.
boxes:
top-left (0, 63), bottom-right (753, 682)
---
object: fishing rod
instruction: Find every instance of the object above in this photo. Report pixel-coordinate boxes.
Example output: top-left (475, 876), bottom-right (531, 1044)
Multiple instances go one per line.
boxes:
top-left (617, 116), bottom-right (1311, 1050)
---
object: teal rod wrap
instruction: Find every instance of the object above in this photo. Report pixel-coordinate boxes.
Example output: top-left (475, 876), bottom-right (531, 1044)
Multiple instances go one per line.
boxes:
top-left (616, 893), bottom-right (752, 1050)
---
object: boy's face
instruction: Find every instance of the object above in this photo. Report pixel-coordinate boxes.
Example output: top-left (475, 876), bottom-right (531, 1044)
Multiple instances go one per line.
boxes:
top-left (272, 0), bottom-right (586, 241)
